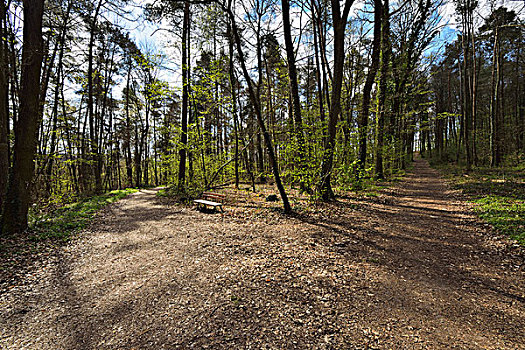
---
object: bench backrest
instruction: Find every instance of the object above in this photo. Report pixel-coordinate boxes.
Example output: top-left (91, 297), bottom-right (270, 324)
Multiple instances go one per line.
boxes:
top-left (202, 192), bottom-right (226, 202)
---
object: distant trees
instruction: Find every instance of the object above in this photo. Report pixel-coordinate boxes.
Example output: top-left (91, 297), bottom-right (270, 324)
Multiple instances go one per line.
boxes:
top-left (428, 6), bottom-right (524, 168)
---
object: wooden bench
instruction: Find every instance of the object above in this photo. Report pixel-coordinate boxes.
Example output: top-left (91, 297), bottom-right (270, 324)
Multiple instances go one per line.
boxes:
top-left (194, 192), bottom-right (226, 212)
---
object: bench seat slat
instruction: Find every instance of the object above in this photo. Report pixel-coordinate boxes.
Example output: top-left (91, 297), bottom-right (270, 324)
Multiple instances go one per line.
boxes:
top-left (202, 193), bottom-right (225, 201)
top-left (194, 199), bottom-right (222, 206)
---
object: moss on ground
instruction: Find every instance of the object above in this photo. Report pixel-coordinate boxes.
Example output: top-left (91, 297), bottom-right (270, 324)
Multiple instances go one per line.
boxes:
top-left (434, 163), bottom-right (524, 245)
top-left (29, 188), bottom-right (138, 242)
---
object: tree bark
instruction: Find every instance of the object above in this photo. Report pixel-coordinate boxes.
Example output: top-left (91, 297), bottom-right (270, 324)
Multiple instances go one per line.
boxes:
top-left (0, 1), bottom-right (9, 214)
top-left (177, 1), bottom-right (190, 191)
top-left (357, 0), bottom-right (382, 174)
top-left (1, 0), bottom-right (44, 235)
top-left (227, 23), bottom-right (240, 188)
top-left (45, 1), bottom-right (72, 195)
top-left (282, 0), bottom-right (310, 193)
top-left (317, 0), bottom-right (355, 200)
top-left (375, 0), bottom-right (389, 180)
top-left (222, 0), bottom-right (291, 213)
top-left (490, 27), bottom-right (501, 167)
top-left (87, 0), bottom-right (105, 193)
top-left (124, 60), bottom-right (133, 186)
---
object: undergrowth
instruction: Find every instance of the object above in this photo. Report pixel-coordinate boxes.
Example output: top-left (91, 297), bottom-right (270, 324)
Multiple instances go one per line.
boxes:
top-left (29, 188), bottom-right (138, 242)
top-left (156, 186), bottom-right (201, 202)
top-left (433, 162), bottom-right (524, 245)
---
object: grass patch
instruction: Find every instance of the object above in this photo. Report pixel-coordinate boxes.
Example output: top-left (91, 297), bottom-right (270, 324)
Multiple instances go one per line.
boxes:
top-left (29, 188), bottom-right (137, 242)
top-left (434, 163), bottom-right (525, 245)
top-left (474, 196), bottom-right (525, 245)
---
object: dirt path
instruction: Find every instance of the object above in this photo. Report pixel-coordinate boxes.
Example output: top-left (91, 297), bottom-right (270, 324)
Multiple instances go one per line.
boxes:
top-left (1, 159), bottom-right (524, 349)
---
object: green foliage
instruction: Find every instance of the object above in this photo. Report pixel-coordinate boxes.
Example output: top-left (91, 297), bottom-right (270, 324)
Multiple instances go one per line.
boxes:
top-left (474, 196), bottom-right (525, 245)
top-left (156, 186), bottom-right (200, 201)
top-left (29, 188), bottom-right (138, 242)
top-left (435, 163), bottom-right (525, 246)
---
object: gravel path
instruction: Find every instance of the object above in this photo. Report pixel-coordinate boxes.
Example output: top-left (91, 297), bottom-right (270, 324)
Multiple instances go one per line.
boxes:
top-left (1, 158), bottom-right (524, 349)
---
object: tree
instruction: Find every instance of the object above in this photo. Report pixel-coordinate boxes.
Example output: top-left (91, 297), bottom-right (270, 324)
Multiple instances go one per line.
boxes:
top-left (281, 0), bottom-right (310, 193)
top-left (0, 1), bottom-right (9, 214)
top-left (357, 0), bottom-right (382, 175)
top-left (222, 0), bottom-right (292, 212)
top-left (178, 1), bottom-right (191, 190)
top-left (1, 0), bottom-right (45, 234)
top-left (375, 0), bottom-right (390, 179)
top-left (317, 0), bottom-right (355, 200)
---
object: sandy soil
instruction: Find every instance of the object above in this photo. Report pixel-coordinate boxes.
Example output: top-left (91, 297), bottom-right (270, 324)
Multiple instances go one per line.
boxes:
top-left (1, 158), bottom-right (524, 349)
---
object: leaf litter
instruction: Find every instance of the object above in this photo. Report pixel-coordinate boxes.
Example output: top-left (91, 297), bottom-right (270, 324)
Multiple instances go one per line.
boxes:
top-left (1, 161), bottom-right (524, 349)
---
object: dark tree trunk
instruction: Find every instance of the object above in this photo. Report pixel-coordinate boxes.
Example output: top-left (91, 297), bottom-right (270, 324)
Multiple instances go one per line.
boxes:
top-left (357, 0), bottom-right (382, 174)
top-left (227, 23), bottom-right (240, 189)
top-left (125, 61), bottom-right (133, 186)
top-left (87, 0), bottom-right (104, 193)
top-left (317, 0), bottom-right (355, 200)
top-left (0, 1), bottom-right (8, 213)
top-left (223, 0), bottom-right (291, 213)
top-left (177, 1), bottom-right (190, 191)
top-left (282, 0), bottom-right (309, 193)
top-left (490, 28), bottom-right (502, 167)
top-left (134, 118), bottom-right (141, 187)
top-left (375, 0), bottom-right (389, 180)
top-left (45, 1), bottom-right (72, 195)
top-left (311, 0), bottom-right (325, 124)
top-left (1, 0), bottom-right (44, 235)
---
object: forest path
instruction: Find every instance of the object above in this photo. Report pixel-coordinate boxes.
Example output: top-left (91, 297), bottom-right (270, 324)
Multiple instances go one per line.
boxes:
top-left (1, 159), bottom-right (524, 349)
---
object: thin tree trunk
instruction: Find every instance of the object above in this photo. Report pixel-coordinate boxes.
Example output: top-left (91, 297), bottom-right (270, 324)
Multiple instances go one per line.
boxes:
top-left (223, 0), bottom-right (291, 213)
top-left (375, 0), bottom-right (389, 179)
top-left (311, 0), bottom-right (325, 124)
top-left (177, 1), bottom-right (190, 191)
top-left (357, 0), bottom-right (382, 174)
top-left (490, 27), bottom-right (501, 167)
top-left (227, 23), bottom-right (240, 189)
top-left (282, 0), bottom-right (310, 193)
top-left (45, 1), bottom-right (72, 194)
top-left (471, 23), bottom-right (478, 165)
top-left (87, 0), bottom-right (104, 193)
top-left (125, 60), bottom-right (133, 186)
top-left (0, 1), bottom-right (9, 213)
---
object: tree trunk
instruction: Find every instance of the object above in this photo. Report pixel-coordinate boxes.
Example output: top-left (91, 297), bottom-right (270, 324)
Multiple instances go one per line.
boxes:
top-left (490, 27), bottom-right (501, 167)
top-left (1, 0), bottom-right (44, 235)
top-left (223, 0), bottom-right (291, 213)
top-left (125, 60), bottom-right (133, 186)
top-left (357, 0), bottom-right (382, 174)
top-left (87, 0), bottom-right (104, 193)
top-left (374, 0), bottom-right (389, 179)
top-left (460, 10), bottom-right (472, 171)
top-left (0, 1), bottom-right (9, 214)
top-left (282, 0), bottom-right (309, 193)
top-left (227, 23), bottom-right (240, 189)
top-left (311, 2), bottom-right (325, 125)
top-left (45, 1), bottom-right (72, 195)
top-left (317, 0), bottom-right (355, 200)
top-left (177, 1), bottom-right (190, 191)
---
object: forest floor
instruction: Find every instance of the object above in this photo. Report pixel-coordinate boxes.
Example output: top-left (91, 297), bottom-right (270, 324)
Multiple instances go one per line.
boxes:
top-left (1, 158), bottom-right (524, 349)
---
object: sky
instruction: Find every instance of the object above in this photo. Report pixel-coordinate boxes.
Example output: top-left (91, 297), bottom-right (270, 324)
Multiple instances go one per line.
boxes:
top-left (114, 0), bottom-right (525, 89)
